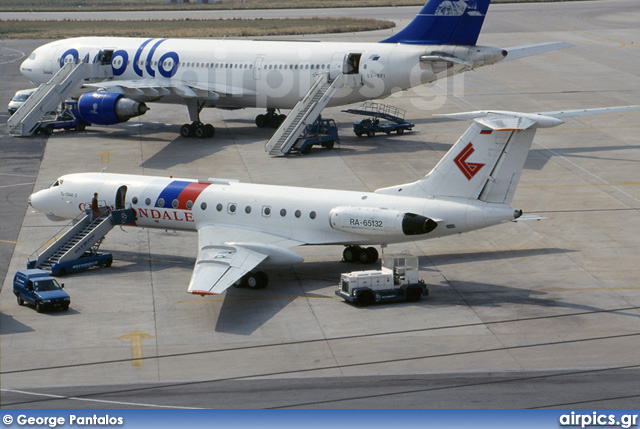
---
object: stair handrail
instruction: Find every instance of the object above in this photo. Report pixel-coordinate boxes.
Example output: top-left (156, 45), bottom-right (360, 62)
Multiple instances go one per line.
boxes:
top-left (27, 204), bottom-right (111, 265)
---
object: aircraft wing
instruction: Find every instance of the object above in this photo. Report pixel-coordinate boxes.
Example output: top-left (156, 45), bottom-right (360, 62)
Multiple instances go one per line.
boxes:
top-left (187, 225), bottom-right (304, 296)
top-left (503, 42), bottom-right (573, 62)
top-left (85, 79), bottom-right (254, 99)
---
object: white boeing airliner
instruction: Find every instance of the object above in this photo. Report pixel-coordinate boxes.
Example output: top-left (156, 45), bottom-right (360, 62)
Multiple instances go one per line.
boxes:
top-left (19, 0), bottom-right (567, 138)
top-left (28, 106), bottom-right (638, 295)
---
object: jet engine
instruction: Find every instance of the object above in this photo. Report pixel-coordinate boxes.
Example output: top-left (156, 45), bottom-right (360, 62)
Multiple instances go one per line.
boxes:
top-left (329, 206), bottom-right (437, 237)
top-left (76, 92), bottom-right (149, 125)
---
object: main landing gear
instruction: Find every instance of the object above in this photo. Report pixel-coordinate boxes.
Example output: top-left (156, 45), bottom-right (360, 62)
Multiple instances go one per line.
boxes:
top-left (181, 99), bottom-right (216, 139)
top-left (343, 245), bottom-right (379, 265)
top-left (234, 271), bottom-right (269, 290)
top-left (255, 109), bottom-right (286, 129)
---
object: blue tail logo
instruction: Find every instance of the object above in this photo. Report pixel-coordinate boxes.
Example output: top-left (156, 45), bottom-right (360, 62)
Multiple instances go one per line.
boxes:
top-left (381, 0), bottom-right (491, 46)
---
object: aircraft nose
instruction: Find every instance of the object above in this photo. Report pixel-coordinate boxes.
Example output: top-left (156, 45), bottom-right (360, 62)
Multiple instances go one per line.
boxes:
top-left (28, 189), bottom-right (45, 212)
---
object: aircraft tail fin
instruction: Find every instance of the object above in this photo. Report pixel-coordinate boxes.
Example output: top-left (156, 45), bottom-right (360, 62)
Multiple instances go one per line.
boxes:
top-left (380, 0), bottom-right (491, 46)
top-left (375, 107), bottom-right (640, 204)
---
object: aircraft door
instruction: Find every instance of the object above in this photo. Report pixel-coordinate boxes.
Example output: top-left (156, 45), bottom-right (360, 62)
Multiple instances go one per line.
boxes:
top-left (343, 53), bottom-right (362, 75)
top-left (253, 56), bottom-right (264, 80)
top-left (115, 186), bottom-right (127, 210)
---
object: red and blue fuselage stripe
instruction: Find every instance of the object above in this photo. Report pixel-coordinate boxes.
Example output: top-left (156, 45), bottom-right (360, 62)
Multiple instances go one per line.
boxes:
top-left (155, 181), bottom-right (211, 210)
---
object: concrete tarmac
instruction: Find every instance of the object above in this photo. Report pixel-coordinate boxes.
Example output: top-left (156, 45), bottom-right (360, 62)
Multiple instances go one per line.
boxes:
top-left (1, 1), bottom-right (639, 409)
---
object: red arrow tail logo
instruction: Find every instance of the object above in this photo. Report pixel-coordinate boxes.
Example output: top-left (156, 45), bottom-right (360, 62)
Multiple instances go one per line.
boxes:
top-left (454, 143), bottom-right (485, 180)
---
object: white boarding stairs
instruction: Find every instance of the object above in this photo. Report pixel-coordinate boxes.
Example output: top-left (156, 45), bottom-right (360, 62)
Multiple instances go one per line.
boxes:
top-left (30, 208), bottom-right (115, 272)
top-left (265, 72), bottom-right (357, 156)
top-left (8, 56), bottom-right (113, 136)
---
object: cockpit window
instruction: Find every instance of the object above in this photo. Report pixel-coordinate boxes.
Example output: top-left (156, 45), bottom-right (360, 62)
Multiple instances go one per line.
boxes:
top-left (51, 179), bottom-right (61, 187)
top-left (29, 53), bottom-right (36, 60)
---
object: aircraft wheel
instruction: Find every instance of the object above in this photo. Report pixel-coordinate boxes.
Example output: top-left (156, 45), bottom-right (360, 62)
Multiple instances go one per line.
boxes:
top-left (268, 114), bottom-right (281, 128)
top-left (256, 271), bottom-right (269, 289)
top-left (365, 247), bottom-right (379, 264)
top-left (278, 114), bottom-right (287, 125)
top-left (195, 124), bottom-right (207, 139)
top-left (205, 124), bottom-right (215, 138)
top-left (255, 114), bottom-right (268, 128)
top-left (343, 246), bottom-right (361, 263)
top-left (180, 123), bottom-right (193, 138)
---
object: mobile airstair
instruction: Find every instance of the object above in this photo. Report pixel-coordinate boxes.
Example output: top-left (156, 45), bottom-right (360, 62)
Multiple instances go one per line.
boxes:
top-left (8, 51), bottom-right (114, 136)
top-left (265, 72), bottom-right (361, 156)
top-left (27, 206), bottom-right (135, 276)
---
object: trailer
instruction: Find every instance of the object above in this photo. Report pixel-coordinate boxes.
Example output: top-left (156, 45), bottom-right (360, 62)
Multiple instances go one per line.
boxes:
top-left (33, 101), bottom-right (88, 136)
top-left (343, 102), bottom-right (414, 138)
top-left (335, 253), bottom-right (428, 306)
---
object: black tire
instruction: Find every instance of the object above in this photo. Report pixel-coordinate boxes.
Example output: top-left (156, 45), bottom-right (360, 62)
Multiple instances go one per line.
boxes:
top-left (278, 114), bottom-right (287, 125)
top-left (300, 145), bottom-right (312, 155)
top-left (195, 124), bottom-right (207, 138)
top-left (365, 247), bottom-right (379, 264)
top-left (205, 124), bottom-right (215, 138)
top-left (17, 295), bottom-right (24, 306)
top-left (243, 273), bottom-right (260, 290)
top-left (255, 271), bottom-right (269, 289)
top-left (268, 114), bottom-right (281, 128)
top-left (357, 291), bottom-right (375, 307)
top-left (358, 248), bottom-right (373, 264)
top-left (43, 125), bottom-right (54, 136)
top-left (63, 304), bottom-right (70, 311)
top-left (367, 130), bottom-right (375, 138)
top-left (106, 258), bottom-right (113, 267)
top-left (397, 128), bottom-right (405, 135)
top-left (180, 123), bottom-right (193, 138)
top-left (36, 302), bottom-right (43, 313)
top-left (255, 114), bottom-right (267, 128)
top-left (406, 287), bottom-right (422, 303)
top-left (343, 246), bottom-right (360, 263)
top-left (322, 140), bottom-right (335, 150)
top-left (355, 131), bottom-right (363, 137)
top-left (77, 122), bottom-right (86, 131)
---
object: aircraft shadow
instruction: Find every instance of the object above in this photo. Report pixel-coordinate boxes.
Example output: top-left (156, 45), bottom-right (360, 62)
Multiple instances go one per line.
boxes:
top-left (140, 137), bottom-right (228, 170)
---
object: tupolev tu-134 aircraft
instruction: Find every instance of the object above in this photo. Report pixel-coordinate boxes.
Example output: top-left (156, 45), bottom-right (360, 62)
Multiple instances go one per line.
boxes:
top-left (28, 106), bottom-right (639, 295)
top-left (19, 0), bottom-right (569, 138)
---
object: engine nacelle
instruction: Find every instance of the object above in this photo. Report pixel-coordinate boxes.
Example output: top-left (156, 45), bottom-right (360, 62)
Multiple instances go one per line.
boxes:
top-left (329, 206), bottom-right (437, 237)
top-left (76, 92), bottom-right (149, 125)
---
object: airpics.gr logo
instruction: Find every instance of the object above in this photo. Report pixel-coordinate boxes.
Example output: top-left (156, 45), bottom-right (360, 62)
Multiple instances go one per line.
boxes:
top-left (454, 142), bottom-right (485, 180)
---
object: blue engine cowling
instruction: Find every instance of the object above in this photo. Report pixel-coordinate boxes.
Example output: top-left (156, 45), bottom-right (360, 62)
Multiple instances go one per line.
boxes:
top-left (76, 92), bottom-right (149, 126)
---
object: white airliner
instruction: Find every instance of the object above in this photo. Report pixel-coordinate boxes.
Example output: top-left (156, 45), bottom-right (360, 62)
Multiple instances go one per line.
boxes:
top-left (28, 106), bottom-right (638, 295)
top-left (19, 0), bottom-right (568, 138)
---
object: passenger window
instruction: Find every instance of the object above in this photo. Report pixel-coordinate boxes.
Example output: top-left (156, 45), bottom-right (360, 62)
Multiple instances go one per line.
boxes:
top-left (310, 211), bottom-right (316, 220)
top-left (295, 210), bottom-right (301, 218)
top-left (262, 206), bottom-right (271, 217)
top-left (228, 203), bottom-right (237, 214)
top-left (216, 203), bottom-right (223, 212)
top-left (245, 206), bottom-right (252, 214)
top-left (280, 209), bottom-right (287, 217)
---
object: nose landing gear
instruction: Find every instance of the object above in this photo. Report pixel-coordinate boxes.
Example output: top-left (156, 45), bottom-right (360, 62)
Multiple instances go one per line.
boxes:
top-left (256, 109), bottom-right (286, 129)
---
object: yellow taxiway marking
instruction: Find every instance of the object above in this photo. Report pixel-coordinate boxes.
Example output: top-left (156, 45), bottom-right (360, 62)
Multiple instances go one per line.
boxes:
top-left (101, 151), bottom-right (110, 163)
top-left (0, 239), bottom-right (20, 244)
top-left (117, 330), bottom-right (155, 367)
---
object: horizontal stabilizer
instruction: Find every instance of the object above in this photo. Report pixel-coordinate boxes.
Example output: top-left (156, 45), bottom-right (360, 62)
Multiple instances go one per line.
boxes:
top-left (503, 41), bottom-right (573, 62)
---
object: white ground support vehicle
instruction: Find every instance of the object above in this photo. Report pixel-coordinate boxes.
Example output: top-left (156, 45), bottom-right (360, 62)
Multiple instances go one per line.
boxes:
top-left (335, 253), bottom-right (428, 306)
